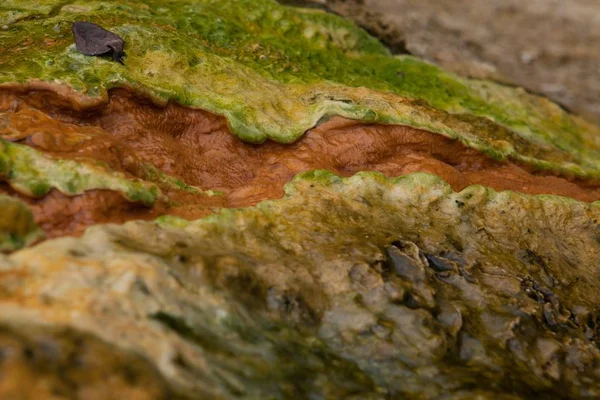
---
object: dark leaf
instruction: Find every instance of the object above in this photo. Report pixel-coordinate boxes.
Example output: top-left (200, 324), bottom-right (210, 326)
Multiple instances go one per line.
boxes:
top-left (72, 21), bottom-right (126, 64)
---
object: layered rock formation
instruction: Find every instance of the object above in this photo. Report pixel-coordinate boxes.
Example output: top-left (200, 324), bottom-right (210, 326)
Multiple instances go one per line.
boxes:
top-left (1, 0), bottom-right (600, 398)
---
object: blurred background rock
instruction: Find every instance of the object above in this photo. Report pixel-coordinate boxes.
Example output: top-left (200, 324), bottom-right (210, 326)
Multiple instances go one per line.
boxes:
top-left (282, 0), bottom-right (600, 125)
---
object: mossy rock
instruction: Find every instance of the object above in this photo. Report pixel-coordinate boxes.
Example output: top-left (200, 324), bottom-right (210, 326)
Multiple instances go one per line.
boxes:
top-left (1, 0), bottom-right (599, 178)
top-left (2, 172), bottom-right (600, 398)
top-left (1, 1), bottom-right (600, 399)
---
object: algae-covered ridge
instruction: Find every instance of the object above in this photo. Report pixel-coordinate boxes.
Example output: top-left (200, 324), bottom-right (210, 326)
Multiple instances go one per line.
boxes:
top-left (3, 171), bottom-right (600, 398)
top-left (1, 0), bottom-right (600, 179)
top-left (0, 139), bottom-right (161, 204)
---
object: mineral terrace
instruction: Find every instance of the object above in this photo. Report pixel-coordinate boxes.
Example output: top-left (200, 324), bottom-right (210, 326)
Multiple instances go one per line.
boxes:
top-left (1, 1), bottom-right (600, 399)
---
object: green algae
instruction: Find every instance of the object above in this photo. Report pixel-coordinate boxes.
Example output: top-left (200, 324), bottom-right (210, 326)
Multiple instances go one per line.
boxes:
top-left (0, 139), bottom-right (161, 205)
top-left (1, 0), bottom-right (599, 179)
top-left (2, 2), bottom-right (599, 394)
top-left (0, 194), bottom-right (44, 252)
top-left (0, 0), bottom-right (65, 25)
top-left (140, 162), bottom-right (199, 193)
top-left (140, 163), bottom-right (223, 198)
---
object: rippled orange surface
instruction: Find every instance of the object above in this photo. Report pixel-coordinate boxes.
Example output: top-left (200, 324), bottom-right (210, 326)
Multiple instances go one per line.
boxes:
top-left (2, 88), bottom-right (599, 238)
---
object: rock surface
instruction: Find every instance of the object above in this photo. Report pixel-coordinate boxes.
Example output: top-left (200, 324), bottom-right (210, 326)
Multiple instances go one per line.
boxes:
top-left (1, 1), bottom-right (600, 399)
top-left (284, 0), bottom-right (600, 125)
top-left (4, 92), bottom-right (600, 239)
top-left (2, 0), bottom-right (599, 176)
top-left (3, 172), bottom-right (600, 399)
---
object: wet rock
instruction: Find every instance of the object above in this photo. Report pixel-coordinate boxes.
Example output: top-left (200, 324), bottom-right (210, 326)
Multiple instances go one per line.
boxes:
top-left (1, 1), bottom-right (600, 399)
top-left (0, 172), bottom-right (598, 398)
top-left (387, 245), bottom-right (425, 283)
top-left (424, 254), bottom-right (456, 272)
